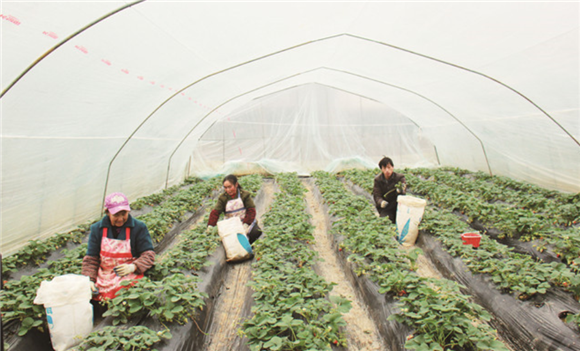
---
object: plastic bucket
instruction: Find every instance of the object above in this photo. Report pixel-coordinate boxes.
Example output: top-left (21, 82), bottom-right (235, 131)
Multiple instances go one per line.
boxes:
top-left (396, 195), bottom-right (427, 247)
top-left (461, 232), bottom-right (481, 248)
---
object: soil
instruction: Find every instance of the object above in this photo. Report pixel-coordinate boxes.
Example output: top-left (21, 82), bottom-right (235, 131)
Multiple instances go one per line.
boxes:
top-left (303, 179), bottom-right (387, 351)
top-left (204, 180), bottom-right (276, 351)
top-left (410, 247), bottom-right (441, 280)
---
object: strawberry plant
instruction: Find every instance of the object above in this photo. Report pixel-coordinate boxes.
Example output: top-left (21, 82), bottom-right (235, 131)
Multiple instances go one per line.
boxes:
top-left (240, 173), bottom-right (264, 197)
top-left (47, 244), bottom-right (87, 275)
top-left (102, 274), bottom-right (207, 326)
top-left (242, 172), bottom-right (351, 350)
top-left (0, 268), bottom-right (54, 336)
top-left (146, 215), bottom-right (221, 280)
top-left (74, 325), bottom-right (171, 351)
top-left (136, 176), bottom-right (222, 243)
top-left (1, 176), bottom-right (224, 339)
top-left (2, 225), bottom-right (89, 276)
top-left (403, 170), bottom-right (580, 269)
top-left (131, 184), bottom-right (180, 210)
top-left (313, 170), bottom-right (509, 351)
top-left (343, 168), bottom-right (580, 300)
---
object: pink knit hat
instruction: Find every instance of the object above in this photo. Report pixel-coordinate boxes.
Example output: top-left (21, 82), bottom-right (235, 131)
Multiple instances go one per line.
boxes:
top-left (104, 192), bottom-right (131, 214)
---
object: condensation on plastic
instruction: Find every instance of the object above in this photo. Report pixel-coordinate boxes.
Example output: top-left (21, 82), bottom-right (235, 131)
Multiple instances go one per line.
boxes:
top-left (1, 2), bottom-right (578, 254)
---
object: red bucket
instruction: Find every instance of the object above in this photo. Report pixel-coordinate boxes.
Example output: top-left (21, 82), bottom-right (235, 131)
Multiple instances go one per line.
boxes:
top-left (461, 232), bottom-right (481, 248)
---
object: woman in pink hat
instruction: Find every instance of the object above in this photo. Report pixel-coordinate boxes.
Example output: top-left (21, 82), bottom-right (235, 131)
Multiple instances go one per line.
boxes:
top-left (81, 192), bottom-right (155, 302)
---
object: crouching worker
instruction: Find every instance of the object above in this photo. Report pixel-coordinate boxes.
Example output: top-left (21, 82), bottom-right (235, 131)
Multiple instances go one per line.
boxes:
top-left (207, 174), bottom-right (263, 244)
top-left (373, 157), bottom-right (407, 223)
top-left (82, 192), bottom-right (155, 301)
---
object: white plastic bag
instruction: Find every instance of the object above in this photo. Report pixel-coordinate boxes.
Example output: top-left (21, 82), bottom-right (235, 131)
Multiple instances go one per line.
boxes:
top-left (217, 217), bottom-right (253, 262)
top-left (396, 195), bottom-right (427, 247)
top-left (33, 274), bottom-right (93, 351)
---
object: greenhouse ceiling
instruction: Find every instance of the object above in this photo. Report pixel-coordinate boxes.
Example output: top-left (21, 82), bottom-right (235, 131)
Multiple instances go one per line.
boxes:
top-left (1, 1), bottom-right (579, 254)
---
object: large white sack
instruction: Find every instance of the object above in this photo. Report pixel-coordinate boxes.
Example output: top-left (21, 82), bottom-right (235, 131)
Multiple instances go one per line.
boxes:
top-left (217, 217), bottom-right (253, 262)
top-left (396, 195), bottom-right (427, 247)
top-left (33, 274), bottom-right (93, 351)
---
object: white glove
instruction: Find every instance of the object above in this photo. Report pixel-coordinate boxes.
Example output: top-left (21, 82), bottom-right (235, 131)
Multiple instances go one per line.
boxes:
top-left (243, 223), bottom-right (249, 234)
top-left (206, 226), bottom-right (216, 234)
top-left (114, 263), bottom-right (136, 277)
top-left (380, 200), bottom-right (388, 208)
top-left (90, 281), bottom-right (98, 294)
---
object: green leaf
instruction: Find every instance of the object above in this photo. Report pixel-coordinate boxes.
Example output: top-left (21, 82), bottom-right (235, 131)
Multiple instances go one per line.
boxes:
top-left (263, 336), bottom-right (283, 350)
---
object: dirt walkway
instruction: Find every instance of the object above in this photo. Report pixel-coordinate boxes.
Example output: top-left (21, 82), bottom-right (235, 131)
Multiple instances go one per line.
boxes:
top-left (204, 179), bottom-right (275, 351)
top-left (302, 179), bottom-right (387, 351)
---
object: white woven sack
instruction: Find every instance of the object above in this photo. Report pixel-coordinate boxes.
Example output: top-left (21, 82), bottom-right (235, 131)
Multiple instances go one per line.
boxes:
top-left (33, 274), bottom-right (93, 351)
top-left (396, 195), bottom-right (427, 247)
top-left (217, 217), bottom-right (252, 262)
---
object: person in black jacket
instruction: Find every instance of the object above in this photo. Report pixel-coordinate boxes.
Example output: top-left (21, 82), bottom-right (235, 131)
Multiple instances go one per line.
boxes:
top-left (373, 157), bottom-right (406, 223)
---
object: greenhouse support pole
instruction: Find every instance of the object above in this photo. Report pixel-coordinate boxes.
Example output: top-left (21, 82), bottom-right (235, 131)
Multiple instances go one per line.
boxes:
top-left (165, 69), bottom-right (465, 187)
top-left (0, 0), bottom-right (145, 98)
top-left (167, 67), bottom-right (487, 184)
top-left (434, 145), bottom-right (441, 166)
top-left (344, 33), bottom-right (580, 149)
top-left (1, 254), bottom-right (3, 351)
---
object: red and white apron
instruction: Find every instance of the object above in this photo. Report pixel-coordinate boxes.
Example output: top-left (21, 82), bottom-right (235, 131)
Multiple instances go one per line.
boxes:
top-left (95, 227), bottom-right (143, 300)
top-left (225, 191), bottom-right (255, 232)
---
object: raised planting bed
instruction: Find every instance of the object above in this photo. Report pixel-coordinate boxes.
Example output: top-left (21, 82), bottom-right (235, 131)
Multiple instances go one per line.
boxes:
top-left (75, 174), bottom-right (267, 351)
top-left (404, 169), bottom-right (580, 269)
top-left (313, 171), bottom-right (509, 351)
top-left (341, 168), bottom-right (580, 350)
top-left (1, 176), bottom-right (228, 350)
top-left (240, 173), bottom-right (352, 351)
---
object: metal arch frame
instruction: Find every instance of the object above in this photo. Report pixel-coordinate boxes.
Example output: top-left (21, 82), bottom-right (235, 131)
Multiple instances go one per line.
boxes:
top-left (2, 10), bottom-right (574, 202)
top-left (111, 32), bottom-right (577, 195)
top-left (184, 80), bottom-right (436, 177)
top-left (346, 33), bottom-right (580, 149)
top-left (0, 0), bottom-right (146, 98)
top-left (164, 66), bottom-right (486, 188)
top-left (99, 34), bottom-right (346, 212)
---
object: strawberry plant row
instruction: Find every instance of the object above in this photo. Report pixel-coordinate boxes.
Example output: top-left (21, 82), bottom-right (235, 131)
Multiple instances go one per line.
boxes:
top-left (100, 219), bottom-right (219, 327)
top-left (312, 171), bottom-right (509, 351)
top-left (74, 215), bottom-right (222, 351)
top-left (342, 168), bottom-right (580, 300)
top-left (241, 172), bottom-right (352, 351)
top-left (131, 183), bottom-right (181, 210)
top-left (419, 207), bottom-right (580, 337)
top-left (1, 176), bottom-right (225, 347)
top-left (74, 326), bottom-right (172, 351)
top-left (340, 169), bottom-right (580, 345)
top-left (2, 223), bottom-right (90, 277)
top-left (140, 177), bottom-right (222, 243)
top-left (471, 169), bottom-right (579, 214)
top-left (2, 175), bottom-right (213, 277)
top-left (75, 174), bottom-right (264, 351)
top-left (404, 172), bottom-right (580, 271)
top-left (422, 208), bottom-right (580, 299)
top-left (407, 167), bottom-right (579, 226)
top-left (239, 173), bottom-right (264, 197)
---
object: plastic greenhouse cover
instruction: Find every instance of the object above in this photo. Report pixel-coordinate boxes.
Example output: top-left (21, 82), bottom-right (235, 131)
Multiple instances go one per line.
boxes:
top-left (1, 1), bottom-right (579, 254)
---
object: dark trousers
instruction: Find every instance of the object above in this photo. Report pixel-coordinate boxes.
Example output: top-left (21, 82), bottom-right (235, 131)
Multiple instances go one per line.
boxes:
top-left (377, 206), bottom-right (397, 224)
top-left (248, 224), bottom-right (262, 244)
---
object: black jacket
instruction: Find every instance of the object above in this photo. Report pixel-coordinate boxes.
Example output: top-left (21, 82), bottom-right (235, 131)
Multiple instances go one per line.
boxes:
top-left (373, 171), bottom-right (406, 210)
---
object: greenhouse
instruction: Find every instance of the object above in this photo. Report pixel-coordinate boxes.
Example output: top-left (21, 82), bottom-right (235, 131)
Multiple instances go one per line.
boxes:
top-left (1, 1), bottom-right (579, 351)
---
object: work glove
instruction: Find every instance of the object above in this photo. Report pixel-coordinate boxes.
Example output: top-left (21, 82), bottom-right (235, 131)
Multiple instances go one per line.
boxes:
top-left (380, 200), bottom-right (388, 208)
top-left (90, 281), bottom-right (99, 295)
top-left (243, 223), bottom-right (250, 234)
top-left (114, 263), bottom-right (136, 277)
top-left (206, 226), bottom-right (217, 235)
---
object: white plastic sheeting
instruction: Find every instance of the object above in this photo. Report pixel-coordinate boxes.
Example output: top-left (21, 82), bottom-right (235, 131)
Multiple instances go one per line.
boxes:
top-left (1, 1), bottom-right (579, 254)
